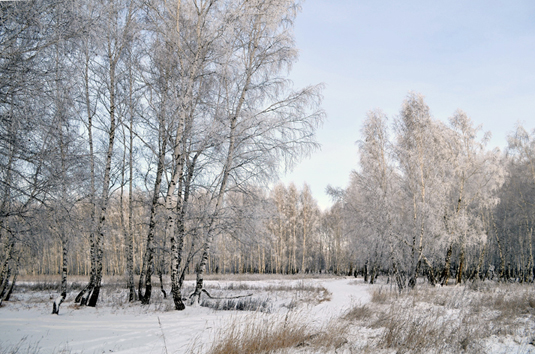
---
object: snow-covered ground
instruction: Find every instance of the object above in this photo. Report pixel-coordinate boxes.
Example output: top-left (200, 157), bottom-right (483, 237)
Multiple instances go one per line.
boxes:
top-left (2, 278), bottom-right (535, 354)
top-left (0, 277), bottom-right (370, 354)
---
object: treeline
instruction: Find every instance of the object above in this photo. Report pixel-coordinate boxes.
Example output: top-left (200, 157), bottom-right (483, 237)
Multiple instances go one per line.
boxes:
top-left (20, 183), bottom-right (339, 277)
top-left (341, 93), bottom-right (535, 290)
top-left (208, 99), bottom-right (535, 289)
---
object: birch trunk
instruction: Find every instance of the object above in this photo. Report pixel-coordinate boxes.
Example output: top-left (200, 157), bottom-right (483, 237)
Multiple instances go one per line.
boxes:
top-left (164, 0), bottom-right (214, 310)
top-left (126, 55), bottom-right (136, 302)
top-left (167, 123), bottom-right (186, 310)
top-left (0, 236), bottom-right (15, 304)
top-left (472, 243), bottom-right (486, 281)
top-left (87, 94), bottom-right (116, 306)
top-left (52, 241), bottom-right (67, 314)
top-left (494, 222), bottom-right (506, 280)
top-left (75, 41), bottom-right (97, 305)
top-left (87, 44), bottom-right (119, 307)
top-left (53, 88), bottom-right (69, 314)
top-left (140, 116), bottom-right (167, 304)
top-left (3, 257), bottom-right (18, 302)
top-left (190, 87), bottom-right (240, 304)
top-left (81, 0), bottom-right (135, 306)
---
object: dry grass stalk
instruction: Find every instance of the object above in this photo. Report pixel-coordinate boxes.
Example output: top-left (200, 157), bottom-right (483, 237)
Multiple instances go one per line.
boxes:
top-left (202, 312), bottom-right (348, 354)
top-left (370, 287), bottom-right (391, 304)
top-left (342, 303), bottom-right (372, 322)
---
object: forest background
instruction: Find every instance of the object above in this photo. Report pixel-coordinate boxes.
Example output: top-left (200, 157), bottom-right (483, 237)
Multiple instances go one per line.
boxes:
top-left (1, 0), bottom-right (535, 311)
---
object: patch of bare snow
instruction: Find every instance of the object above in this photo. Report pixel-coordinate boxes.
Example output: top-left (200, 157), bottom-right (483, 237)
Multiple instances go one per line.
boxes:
top-left (483, 334), bottom-right (535, 354)
top-left (0, 296), bottom-right (235, 353)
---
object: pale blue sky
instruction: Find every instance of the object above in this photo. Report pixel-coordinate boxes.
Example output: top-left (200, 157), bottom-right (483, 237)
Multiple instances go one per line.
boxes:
top-left (281, 0), bottom-right (535, 209)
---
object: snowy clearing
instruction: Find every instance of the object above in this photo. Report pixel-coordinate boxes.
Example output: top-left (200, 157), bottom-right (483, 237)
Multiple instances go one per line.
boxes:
top-left (0, 277), bottom-right (368, 353)
top-left (1, 277), bottom-right (535, 354)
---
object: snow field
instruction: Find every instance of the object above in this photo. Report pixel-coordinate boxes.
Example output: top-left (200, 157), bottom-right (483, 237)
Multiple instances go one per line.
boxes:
top-left (0, 277), bottom-right (365, 353)
top-left (2, 277), bottom-right (535, 353)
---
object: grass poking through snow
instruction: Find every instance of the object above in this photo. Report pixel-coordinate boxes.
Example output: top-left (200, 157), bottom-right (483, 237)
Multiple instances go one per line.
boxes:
top-left (343, 281), bottom-right (535, 353)
top-left (193, 312), bottom-right (348, 354)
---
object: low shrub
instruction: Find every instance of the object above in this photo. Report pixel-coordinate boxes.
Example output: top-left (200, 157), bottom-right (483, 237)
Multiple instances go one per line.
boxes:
top-left (200, 296), bottom-right (271, 312)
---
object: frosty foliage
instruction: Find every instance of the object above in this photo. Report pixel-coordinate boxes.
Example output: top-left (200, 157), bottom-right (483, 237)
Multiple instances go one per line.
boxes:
top-left (344, 92), bottom-right (506, 289)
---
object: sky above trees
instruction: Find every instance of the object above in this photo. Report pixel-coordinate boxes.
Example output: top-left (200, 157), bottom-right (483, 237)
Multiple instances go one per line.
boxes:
top-left (281, 0), bottom-right (535, 209)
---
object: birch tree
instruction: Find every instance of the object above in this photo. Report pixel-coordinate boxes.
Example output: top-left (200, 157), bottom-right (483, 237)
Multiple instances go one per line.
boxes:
top-left (500, 125), bottom-right (535, 280)
top-left (394, 93), bottom-right (448, 287)
top-left (75, 0), bottom-right (139, 307)
top-left (46, 6), bottom-right (86, 312)
top-left (137, 0), bottom-right (224, 309)
top-left (440, 111), bottom-right (504, 284)
top-left (0, 0), bottom-right (78, 305)
top-left (268, 184), bottom-right (287, 273)
top-left (352, 109), bottom-right (405, 289)
top-left (190, 0), bottom-right (323, 304)
top-left (300, 183), bottom-right (318, 273)
top-left (340, 94), bottom-right (506, 287)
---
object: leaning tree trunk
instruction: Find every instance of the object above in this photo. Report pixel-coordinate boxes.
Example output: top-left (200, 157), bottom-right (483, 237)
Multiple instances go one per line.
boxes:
top-left (191, 229), bottom-right (213, 305)
top-left (190, 135), bottom-right (233, 305)
top-left (52, 239), bottom-right (68, 314)
top-left (190, 4), bottom-right (267, 301)
top-left (3, 258), bottom-right (18, 302)
top-left (140, 141), bottom-right (166, 305)
top-left (191, 37), bottom-right (256, 304)
top-left (139, 66), bottom-right (169, 305)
